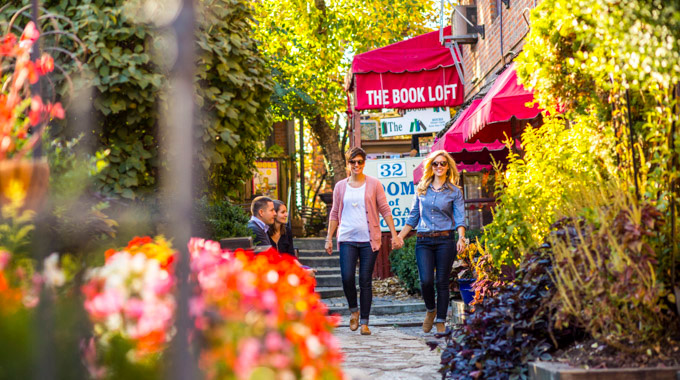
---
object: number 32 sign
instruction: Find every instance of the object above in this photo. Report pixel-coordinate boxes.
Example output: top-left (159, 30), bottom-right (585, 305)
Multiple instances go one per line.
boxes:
top-left (378, 162), bottom-right (405, 178)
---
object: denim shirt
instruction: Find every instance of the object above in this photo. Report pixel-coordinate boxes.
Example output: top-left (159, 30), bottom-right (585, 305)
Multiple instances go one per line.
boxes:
top-left (405, 184), bottom-right (467, 233)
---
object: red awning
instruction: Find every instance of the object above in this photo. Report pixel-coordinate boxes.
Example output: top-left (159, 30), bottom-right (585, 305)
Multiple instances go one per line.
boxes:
top-left (463, 62), bottom-right (541, 143)
top-left (349, 27), bottom-right (464, 110)
top-left (410, 98), bottom-right (519, 184)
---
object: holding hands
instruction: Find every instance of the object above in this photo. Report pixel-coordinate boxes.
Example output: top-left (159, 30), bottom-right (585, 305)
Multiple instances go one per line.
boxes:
top-left (391, 234), bottom-right (404, 250)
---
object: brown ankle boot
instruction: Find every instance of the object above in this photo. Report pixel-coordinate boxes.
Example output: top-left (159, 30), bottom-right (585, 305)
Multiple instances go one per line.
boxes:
top-left (423, 310), bottom-right (436, 333)
top-left (349, 311), bottom-right (360, 331)
top-left (435, 322), bottom-right (446, 333)
top-left (360, 324), bottom-right (371, 335)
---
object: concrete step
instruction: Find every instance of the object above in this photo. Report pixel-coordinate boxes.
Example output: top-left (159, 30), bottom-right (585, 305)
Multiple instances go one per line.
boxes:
top-left (298, 256), bottom-right (339, 268)
top-left (315, 286), bottom-right (345, 299)
top-left (314, 267), bottom-right (341, 276)
top-left (294, 238), bottom-right (331, 250)
top-left (315, 274), bottom-right (344, 288)
top-left (298, 249), bottom-right (337, 258)
top-left (327, 302), bottom-right (426, 316)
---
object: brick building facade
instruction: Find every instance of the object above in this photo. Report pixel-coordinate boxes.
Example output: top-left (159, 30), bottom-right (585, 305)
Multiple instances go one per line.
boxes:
top-left (456, 0), bottom-right (536, 100)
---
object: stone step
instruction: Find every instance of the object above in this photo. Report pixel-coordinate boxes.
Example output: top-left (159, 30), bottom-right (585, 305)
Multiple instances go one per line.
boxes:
top-left (315, 274), bottom-right (344, 288)
top-left (298, 256), bottom-right (339, 268)
top-left (298, 249), bottom-right (337, 258)
top-left (328, 302), bottom-right (426, 316)
top-left (294, 238), bottom-right (331, 250)
top-left (314, 267), bottom-right (341, 276)
top-left (315, 286), bottom-right (345, 299)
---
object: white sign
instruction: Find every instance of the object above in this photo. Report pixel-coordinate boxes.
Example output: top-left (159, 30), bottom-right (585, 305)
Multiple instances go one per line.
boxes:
top-left (380, 107), bottom-right (450, 137)
top-left (364, 157), bottom-right (423, 231)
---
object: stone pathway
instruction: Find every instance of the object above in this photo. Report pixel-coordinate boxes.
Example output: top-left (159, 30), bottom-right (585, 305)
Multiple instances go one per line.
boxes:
top-left (334, 312), bottom-right (444, 380)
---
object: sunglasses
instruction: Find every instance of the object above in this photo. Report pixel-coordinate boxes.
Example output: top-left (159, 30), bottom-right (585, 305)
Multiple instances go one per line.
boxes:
top-left (348, 159), bottom-right (365, 166)
top-left (432, 161), bottom-right (448, 168)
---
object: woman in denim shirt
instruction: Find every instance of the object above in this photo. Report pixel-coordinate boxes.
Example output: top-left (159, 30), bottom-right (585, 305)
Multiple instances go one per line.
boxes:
top-left (398, 150), bottom-right (466, 333)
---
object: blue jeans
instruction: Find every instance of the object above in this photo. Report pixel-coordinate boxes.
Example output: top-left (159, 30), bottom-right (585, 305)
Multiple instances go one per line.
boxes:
top-left (415, 235), bottom-right (456, 323)
top-left (339, 242), bottom-right (378, 326)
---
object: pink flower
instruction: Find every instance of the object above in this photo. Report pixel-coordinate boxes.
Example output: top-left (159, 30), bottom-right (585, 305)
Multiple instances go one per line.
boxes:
top-left (84, 288), bottom-right (125, 319)
top-left (153, 274), bottom-right (174, 295)
top-left (265, 332), bottom-right (284, 352)
top-left (189, 296), bottom-right (205, 318)
top-left (0, 251), bottom-right (10, 271)
top-left (261, 289), bottom-right (278, 311)
top-left (235, 338), bottom-right (261, 377)
top-left (19, 22), bottom-right (39, 49)
top-left (124, 298), bottom-right (145, 319)
top-left (269, 354), bottom-right (291, 369)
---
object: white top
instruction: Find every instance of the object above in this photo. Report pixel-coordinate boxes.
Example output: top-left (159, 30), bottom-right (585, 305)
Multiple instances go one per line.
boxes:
top-left (337, 183), bottom-right (370, 243)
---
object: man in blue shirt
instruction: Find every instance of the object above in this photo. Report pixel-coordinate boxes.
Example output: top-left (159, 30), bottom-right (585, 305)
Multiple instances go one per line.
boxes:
top-left (247, 196), bottom-right (277, 246)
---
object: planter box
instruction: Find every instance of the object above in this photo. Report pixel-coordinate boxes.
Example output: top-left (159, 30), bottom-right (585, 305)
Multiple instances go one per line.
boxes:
top-left (529, 361), bottom-right (680, 380)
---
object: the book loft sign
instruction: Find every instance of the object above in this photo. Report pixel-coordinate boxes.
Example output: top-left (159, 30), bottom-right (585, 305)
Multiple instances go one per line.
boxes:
top-left (380, 107), bottom-right (450, 137)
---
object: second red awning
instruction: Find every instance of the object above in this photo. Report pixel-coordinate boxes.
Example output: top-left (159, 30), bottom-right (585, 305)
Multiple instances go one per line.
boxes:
top-left (463, 62), bottom-right (542, 143)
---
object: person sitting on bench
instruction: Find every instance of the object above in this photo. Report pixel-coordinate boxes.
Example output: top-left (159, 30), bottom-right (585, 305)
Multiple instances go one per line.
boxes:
top-left (247, 196), bottom-right (276, 247)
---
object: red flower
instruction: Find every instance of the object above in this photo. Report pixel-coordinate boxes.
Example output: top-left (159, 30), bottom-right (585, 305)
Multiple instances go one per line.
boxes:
top-left (127, 236), bottom-right (153, 249)
top-left (104, 249), bottom-right (117, 261)
top-left (0, 34), bottom-right (16, 56)
top-left (35, 54), bottom-right (54, 75)
top-left (28, 96), bottom-right (44, 126)
top-left (28, 96), bottom-right (45, 125)
top-left (48, 102), bottom-right (65, 119)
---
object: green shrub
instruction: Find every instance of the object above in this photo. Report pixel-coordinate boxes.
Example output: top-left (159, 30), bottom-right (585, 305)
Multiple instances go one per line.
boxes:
top-left (460, 228), bottom-right (484, 245)
top-left (2, 0), bottom-right (273, 200)
top-left (389, 236), bottom-right (420, 294)
top-left (195, 197), bottom-right (252, 241)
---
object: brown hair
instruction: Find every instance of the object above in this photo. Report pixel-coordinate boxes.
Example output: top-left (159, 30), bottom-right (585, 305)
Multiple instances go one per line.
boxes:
top-left (271, 200), bottom-right (287, 236)
top-left (251, 195), bottom-right (273, 216)
top-left (345, 147), bottom-right (367, 176)
top-left (345, 147), bottom-right (367, 163)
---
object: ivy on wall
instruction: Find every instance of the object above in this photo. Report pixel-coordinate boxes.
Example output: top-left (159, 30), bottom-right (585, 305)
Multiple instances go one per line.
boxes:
top-left (3, 0), bottom-right (272, 199)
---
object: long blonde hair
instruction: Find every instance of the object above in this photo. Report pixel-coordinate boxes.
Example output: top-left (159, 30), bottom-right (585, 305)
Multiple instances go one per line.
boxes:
top-left (416, 150), bottom-right (460, 196)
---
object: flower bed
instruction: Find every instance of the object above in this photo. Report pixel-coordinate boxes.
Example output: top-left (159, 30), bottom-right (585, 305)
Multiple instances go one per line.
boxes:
top-left (81, 236), bottom-right (345, 379)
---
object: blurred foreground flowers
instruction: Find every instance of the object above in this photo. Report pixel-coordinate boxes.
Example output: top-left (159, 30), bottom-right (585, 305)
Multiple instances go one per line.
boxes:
top-left (79, 236), bottom-right (345, 380)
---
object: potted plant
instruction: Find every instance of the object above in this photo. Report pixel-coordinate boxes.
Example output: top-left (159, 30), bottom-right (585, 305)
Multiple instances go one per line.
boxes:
top-left (451, 238), bottom-right (477, 304)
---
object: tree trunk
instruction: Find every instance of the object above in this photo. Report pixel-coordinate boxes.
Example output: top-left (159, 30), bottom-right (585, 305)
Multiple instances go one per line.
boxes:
top-left (310, 114), bottom-right (346, 186)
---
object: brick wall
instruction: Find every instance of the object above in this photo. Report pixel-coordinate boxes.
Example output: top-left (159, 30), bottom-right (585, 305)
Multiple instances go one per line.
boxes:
top-left (271, 121), bottom-right (290, 154)
top-left (458, 0), bottom-right (537, 100)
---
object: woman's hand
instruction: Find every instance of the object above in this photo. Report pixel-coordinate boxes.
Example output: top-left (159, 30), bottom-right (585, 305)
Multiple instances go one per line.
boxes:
top-left (325, 240), bottom-right (333, 255)
top-left (391, 235), bottom-right (404, 250)
top-left (457, 237), bottom-right (466, 252)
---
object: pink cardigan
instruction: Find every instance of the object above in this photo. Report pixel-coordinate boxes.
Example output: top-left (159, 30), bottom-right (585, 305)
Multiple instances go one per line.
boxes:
top-left (329, 175), bottom-right (392, 252)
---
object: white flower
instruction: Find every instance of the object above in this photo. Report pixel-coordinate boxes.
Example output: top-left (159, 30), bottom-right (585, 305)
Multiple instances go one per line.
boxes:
top-left (43, 253), bottom-right (65, 288)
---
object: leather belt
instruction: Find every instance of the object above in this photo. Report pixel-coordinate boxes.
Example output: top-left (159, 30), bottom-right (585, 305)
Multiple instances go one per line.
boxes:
top-left (416, 230), bottom-right (454, 238)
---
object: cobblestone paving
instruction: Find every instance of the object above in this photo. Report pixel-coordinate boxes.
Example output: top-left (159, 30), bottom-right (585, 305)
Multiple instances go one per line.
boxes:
top-left (335, 312), bottom-right (444, 380)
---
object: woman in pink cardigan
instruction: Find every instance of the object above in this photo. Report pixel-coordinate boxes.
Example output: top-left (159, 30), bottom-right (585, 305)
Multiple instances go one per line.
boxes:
top-left (325, 147), bottom-right (403, 335)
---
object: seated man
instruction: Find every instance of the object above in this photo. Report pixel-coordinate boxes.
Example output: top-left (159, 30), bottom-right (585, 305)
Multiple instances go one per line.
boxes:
top-left (247, 196), bottom-right (276, 247)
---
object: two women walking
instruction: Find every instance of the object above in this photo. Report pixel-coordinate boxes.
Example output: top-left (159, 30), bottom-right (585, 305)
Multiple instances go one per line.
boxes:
top-left (326, 148), bottom-right (466, 335)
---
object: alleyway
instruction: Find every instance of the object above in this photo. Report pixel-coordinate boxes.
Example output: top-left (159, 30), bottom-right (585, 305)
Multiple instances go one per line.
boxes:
top-left (334, 312), bottom-right (443, 380)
